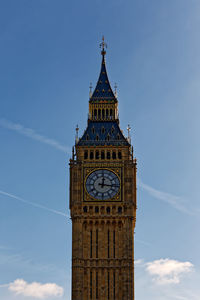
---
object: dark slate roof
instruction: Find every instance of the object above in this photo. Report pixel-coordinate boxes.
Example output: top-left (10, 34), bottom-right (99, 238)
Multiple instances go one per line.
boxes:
top-left (90, 55), bottom-right (117, 103)
top-left (77, 121), bottom-right (129, 146)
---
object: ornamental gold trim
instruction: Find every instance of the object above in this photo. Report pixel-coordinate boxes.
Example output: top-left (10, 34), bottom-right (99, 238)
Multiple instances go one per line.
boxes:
top-left (83, 167), bottom-right (122, 202)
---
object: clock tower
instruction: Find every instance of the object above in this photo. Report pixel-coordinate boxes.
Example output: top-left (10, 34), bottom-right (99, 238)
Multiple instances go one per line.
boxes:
top-left (69, 38), bottom-right (137, 300)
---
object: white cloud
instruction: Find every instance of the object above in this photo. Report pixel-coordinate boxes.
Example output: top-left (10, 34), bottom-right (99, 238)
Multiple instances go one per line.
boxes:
top-left (138, 179), bottom-right (195, 215)
top-left (146, 258), bottom-right (193, 285)
top-left (8, 279), bottom-right (63, 299)
top-left (0, 118), bottom-right (71, 154)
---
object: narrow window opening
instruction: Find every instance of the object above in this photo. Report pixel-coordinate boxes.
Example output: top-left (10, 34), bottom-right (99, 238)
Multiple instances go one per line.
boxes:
top-left (112, 151), bottom-right (116, 159)
top-left (96, 271), bottom-right (98, 299)
top-left (94, 109), bottom-right (97, 120)
top-left (113, 271), bottom-right (116, 300)
top-left (106, 207), bottom-right (110, 214)
top-left (96, 150), bottom-right (99, 159)
top-left (96, 229), bottom-right (98, 259)
top-left (106, 109), bottom-right (109, 119)
top-left (113, 230), bottom-right (116, 258)
top-left (108, 229), bottom-right (110, 258)
top-left (90, 271), bottom-right (92, 299)
top-left (107, 134), bottom-right (110, 141)
top-left (86, 134), bottom-right (89, 141)
top-left (95, 206), bottom-right (99, 213)
top-left (118, 151), bottom-right (122, 159)
top-left (101, 151), bottom-right (105, 159)
top-left (84, 150), bottom-right (88, 159)
top-left (83, 206), bottom-right (87, 213)
top-left (96, 135), bottom-right (99, 141)
top-left (107, 151), bottom-right (111, 159)
top-left (102, 127), bottom-right (105, 134)
top-left (111, 126), bottom-right (114, 133)
top-left (110, 109), bottom-right (112, 119)
top-left (108, 271), bottom-right (110, 299)
top-left (98, 109), bottom-right (101, 120)
top-left (92, 127), bottom-right (95, 134)
top-left (102, 109), bottom-right (105, 120)
top-left (117, 134), bottom-right (120, 140)
top-left (90, 151), bottom-right (94, 159)
top-left (118, 207), bottom-right (122, 214)
top-left (90, 230), bottom-right (93, 258)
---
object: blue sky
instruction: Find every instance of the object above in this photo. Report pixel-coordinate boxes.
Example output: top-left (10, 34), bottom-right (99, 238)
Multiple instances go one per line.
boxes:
top-left (0, 0), bottom-right (200, 299)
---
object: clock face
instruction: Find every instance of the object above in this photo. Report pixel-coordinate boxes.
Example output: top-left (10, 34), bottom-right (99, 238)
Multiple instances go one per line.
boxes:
top-left (85, 169), bottom-right (120, 200)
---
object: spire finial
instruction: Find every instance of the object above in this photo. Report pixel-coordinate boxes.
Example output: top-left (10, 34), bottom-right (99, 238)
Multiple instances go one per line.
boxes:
top-left (100, 36), bottom-right (107, 56)
top-left (127, 124), bottom-right (131, 143)
top-left (75, 124), bottom-right (79, 144)
top-left (114, 83), bottom-right (118, 97)
top-left (89, 82), bottom-right (93, 98)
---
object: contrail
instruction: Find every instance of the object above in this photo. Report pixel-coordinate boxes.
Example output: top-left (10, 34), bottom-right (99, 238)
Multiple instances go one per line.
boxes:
top-left (0, 190), bottom-right (69, 218)
top-left (138, 178), bottom-right (196, 216)
top-left (0, 118), bottom-right (71, 154)
top-left (135, 239), bottom-right (151, 247)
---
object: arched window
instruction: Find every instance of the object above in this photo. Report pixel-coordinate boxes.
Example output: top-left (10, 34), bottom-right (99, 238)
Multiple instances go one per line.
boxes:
top-left (95, 206), bottom-right (99, 213)
top-left (107, 151), bottom-right (111, 159)
top-left (118, 151), bottom-right (122, 159)
top-left (92, 127), bottom-right (95, 134)
top-left (107, 134), bottom-right (110, 141)
top-left (102, 127), bottom-right (105, 134)
top-left (112, 151), bottom-right (116, 159)
top-left (90, 151), bottom-right (94, 159)
top-left (101, 151), bottom-right (105, 159)
top-left (83, 206), bottom-right (88, 213)
top-left (84, 150), bottom-right (88, 159)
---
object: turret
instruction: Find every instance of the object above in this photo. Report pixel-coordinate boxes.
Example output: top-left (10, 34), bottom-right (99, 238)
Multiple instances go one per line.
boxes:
top-left (89, 37), bottom-right (119, 122)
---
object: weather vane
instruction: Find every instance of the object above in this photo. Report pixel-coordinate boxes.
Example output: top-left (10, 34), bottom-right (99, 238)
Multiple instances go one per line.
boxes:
top-left (100, 36), bottom-right (107, 55)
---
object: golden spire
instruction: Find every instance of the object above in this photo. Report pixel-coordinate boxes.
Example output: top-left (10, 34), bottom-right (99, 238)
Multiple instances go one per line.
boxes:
top-left (100, 36), bottom-right (107, 56)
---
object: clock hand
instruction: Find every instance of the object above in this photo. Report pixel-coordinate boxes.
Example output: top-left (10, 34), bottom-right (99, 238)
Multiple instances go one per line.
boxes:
top-left (98, 177), bottom-right (105, 188)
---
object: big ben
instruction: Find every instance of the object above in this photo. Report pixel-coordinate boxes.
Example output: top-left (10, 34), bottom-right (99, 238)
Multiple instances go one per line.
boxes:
top-left (69, 38), bottom-right (137, 300)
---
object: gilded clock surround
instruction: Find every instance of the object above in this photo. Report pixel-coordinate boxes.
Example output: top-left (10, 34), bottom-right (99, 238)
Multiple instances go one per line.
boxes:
top-left (69, 38), bottom-right (137, 300)
top-left (84, 167), bottom-right (122, 202)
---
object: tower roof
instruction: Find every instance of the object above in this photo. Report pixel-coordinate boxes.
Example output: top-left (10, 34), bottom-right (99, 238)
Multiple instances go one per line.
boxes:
top-left (90, 38), bottom-right (117, 103)
top-left (77, 121), bottom-right (129, 147)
